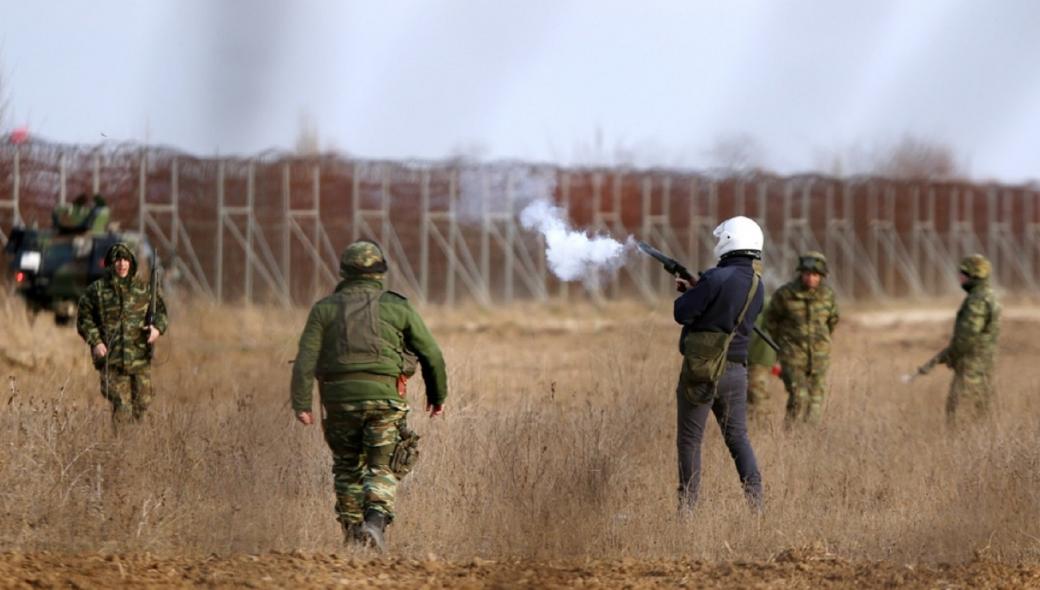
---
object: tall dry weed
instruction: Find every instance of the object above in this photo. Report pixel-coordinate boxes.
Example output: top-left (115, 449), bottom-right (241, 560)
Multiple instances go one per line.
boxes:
top-left (0, 290), bottom-right (1038, 563)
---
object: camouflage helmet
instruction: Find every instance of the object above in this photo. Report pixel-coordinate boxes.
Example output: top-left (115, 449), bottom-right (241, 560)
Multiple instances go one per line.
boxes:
top-left (959, 254), bottom-right (991, 280)
top-left (340, 240), bottom-right (388, 278)
top-left (796, 251), bottom-right (828, 276)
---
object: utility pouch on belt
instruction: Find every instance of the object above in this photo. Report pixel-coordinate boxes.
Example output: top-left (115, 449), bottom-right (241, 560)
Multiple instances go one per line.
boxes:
top-left (401, 350), bottom-right (418, 378)
top-left (390, 423), bottom-right (420, 478)
top-left (679, 272), bottom-right (760, 404)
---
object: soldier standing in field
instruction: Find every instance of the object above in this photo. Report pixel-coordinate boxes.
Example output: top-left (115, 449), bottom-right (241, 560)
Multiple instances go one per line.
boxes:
top-left (762, 251), bottom-right (839, 425)
top-left (745, 302), bottom-right (778, 422)
top-left (936, 255), bottom-right (1001, 422)
top-left (674, 216), bottom-right (765, 512)
top-left (76, 243), bottom-right (168, 424)
top-left (291, 240), bottom-right (447, 551)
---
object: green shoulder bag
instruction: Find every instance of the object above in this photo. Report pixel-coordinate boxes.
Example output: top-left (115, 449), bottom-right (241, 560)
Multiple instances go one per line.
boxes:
top-left (678, 272), bottom-right (760, 404)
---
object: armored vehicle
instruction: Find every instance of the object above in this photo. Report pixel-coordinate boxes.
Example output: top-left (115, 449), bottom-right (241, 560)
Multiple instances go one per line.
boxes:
top-left (4, 194), bottom-right (150, 324)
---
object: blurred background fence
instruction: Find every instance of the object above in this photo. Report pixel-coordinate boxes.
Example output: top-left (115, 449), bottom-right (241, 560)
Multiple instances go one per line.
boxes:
top-left (2, 142), bottom-right (1038, 305)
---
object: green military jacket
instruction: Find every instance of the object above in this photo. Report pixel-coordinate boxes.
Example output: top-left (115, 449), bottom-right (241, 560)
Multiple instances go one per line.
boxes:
top-left (290, 277), bottom-right (448, 412)
top-left (940, 279), bottom-right (1000, 373)
top-left (76, 245), bottom-right (169, 374)
top-left (763, 278), bottom-right (839, 371)
top-left (747, 301), bottom-right (777, 368)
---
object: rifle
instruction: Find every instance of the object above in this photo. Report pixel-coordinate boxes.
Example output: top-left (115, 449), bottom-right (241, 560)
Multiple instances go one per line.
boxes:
top-left (900, 351), bottom-right (944, 384)
top-left (637, 240), bottom-right (780, 353)
top-left (144, 250), bottom-right (161, 354)
top-left (102, 337), bottom-right (110, 410)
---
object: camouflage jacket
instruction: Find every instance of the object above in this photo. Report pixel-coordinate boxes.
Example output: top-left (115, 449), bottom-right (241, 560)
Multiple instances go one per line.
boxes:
top-left (291, 277), bottom-right (448, 412)
top-left (940, 279), bottom-right (1000, 372)
top-left (763, 279), bottom-right (839, 369)
top-left (76, 245), bottom-right (168, 374)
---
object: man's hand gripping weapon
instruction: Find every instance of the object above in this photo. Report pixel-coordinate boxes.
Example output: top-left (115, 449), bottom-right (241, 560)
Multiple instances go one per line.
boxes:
top-left (636, 240), bottom-right (780, 353)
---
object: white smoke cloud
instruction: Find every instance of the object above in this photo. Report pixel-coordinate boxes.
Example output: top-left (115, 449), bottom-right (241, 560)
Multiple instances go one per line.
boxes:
top-left (519, 198), bottom-right (631, 285)
top-left (454, 164), bottom-right (557, 223)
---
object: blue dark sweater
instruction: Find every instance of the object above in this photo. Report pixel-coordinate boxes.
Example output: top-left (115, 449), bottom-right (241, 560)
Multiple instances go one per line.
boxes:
top-left (673, 256), bottom-right (764, 363)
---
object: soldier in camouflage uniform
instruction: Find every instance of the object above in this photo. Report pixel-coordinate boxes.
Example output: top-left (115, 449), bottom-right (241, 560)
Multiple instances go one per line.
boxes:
top-left (938, 254), bottom-right (1000, 422)
top-left (763, 252), bottom-right (840, 425)
top-left (76, 243), bottom-right (168, 424)
top-left (291, 240), bottom-right (447, 551)
top-left (745, 302), bottom-right (778, 421)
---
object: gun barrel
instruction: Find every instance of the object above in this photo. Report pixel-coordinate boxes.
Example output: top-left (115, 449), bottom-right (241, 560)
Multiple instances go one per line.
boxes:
top-left (753, 326), bottom-right (780, 353)
top-left (146, 252), bottom-right (160, 326)
top-left (637, 240), bottom-right (695, 281)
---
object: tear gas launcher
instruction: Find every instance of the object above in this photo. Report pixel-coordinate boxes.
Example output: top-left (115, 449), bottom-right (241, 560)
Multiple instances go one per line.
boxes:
top-left (900, 350), bottom-right (944, 384)
top-left (637, 240), bottom-right (780, 353)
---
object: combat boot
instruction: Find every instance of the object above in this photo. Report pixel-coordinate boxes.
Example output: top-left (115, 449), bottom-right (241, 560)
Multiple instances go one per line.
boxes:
top-left (342, 522), bottom-right (365, 545)
top-left (360, 510), bottom-right (388, 551)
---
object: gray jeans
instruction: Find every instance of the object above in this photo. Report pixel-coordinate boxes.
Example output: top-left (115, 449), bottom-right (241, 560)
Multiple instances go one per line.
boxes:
top-left (676, 362), bottom-right (763, 510)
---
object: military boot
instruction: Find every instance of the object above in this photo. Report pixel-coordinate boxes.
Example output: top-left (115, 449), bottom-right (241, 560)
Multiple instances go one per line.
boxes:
top-left (360, 510), bottom-right (388, 551)
top-left (342, 522), bottom-right (365, 546)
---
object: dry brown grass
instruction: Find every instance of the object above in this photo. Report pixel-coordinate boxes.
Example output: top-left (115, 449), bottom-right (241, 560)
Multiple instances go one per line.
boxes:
top-left (0, 290), bottom-right (1038, 565)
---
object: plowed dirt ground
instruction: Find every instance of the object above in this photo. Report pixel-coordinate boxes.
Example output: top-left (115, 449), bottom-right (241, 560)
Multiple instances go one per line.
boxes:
top-left (1, 550), bottom-right (1039, 589)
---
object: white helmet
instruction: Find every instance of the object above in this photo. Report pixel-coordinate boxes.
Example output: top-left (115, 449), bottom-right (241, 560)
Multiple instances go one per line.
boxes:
top-left (713, 216), bottom-right (764, 259)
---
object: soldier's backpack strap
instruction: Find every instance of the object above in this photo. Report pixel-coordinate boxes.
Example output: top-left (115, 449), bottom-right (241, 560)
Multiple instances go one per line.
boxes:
top-left (384, 290), bottom-right (408, 300)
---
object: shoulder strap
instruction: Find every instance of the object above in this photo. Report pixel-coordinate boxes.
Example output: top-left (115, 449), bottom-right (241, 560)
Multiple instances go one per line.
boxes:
top-left (730, 272), bottom-right (761, 336)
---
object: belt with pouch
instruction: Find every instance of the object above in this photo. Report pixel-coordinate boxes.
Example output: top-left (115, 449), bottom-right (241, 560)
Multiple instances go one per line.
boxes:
top-left (317, 371), bottom-right (398, 386)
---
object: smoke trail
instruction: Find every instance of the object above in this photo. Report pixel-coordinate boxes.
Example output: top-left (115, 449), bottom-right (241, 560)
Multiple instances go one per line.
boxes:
top-left (519, 199), bottom-right (631, 285)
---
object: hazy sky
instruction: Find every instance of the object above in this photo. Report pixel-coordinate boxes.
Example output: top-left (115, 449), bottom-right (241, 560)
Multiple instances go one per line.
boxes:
top-left (2, 0), bottom-right (1038, 182)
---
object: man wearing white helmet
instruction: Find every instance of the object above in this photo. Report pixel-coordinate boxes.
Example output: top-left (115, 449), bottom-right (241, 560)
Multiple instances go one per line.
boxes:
top-left (673, 215), bottom-right (765, 513)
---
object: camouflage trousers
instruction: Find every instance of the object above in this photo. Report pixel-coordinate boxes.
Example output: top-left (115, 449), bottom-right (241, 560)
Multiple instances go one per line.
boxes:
top-left (780, 363), bottom-right (828, 424)
top-left (99, 369), bottom-right (153, 424)
top-left (946, 369), bottom-right (993, 423)
top-left (746, 363), bottom-right (772, 419)
top-left (322, 400), bottom-right (408, 527)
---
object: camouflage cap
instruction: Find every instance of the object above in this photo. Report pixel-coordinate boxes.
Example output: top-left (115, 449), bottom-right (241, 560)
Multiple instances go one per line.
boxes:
top-left (959, 254), bottom-right (991, 280)
top-left (796, 251), bottom-right (828, 276)
top-left (340, 240), bottom-right (388, 278)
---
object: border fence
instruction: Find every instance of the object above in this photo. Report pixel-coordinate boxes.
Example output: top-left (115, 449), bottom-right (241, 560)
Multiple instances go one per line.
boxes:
top-left (2, 143), bottom-right (1038, 305)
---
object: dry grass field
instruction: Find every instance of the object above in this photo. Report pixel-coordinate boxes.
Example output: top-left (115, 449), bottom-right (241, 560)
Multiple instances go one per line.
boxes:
top-left (0, 289), bottom-right (1039, 587)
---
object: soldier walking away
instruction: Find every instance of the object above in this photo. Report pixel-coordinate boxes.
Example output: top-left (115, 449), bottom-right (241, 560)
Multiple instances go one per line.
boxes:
top-left (291, 240), bottom-right (448, 551)
top-left (763, 252), bottom-right (840, 425)
top-left (76, 243), bottom-right (168, 425)
top-left (674, 216), bottom-right (765, 513)
top-left (937, 255), bottom-right (1000, 423)
top-left (745, 300), bottom-right (779, 422)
